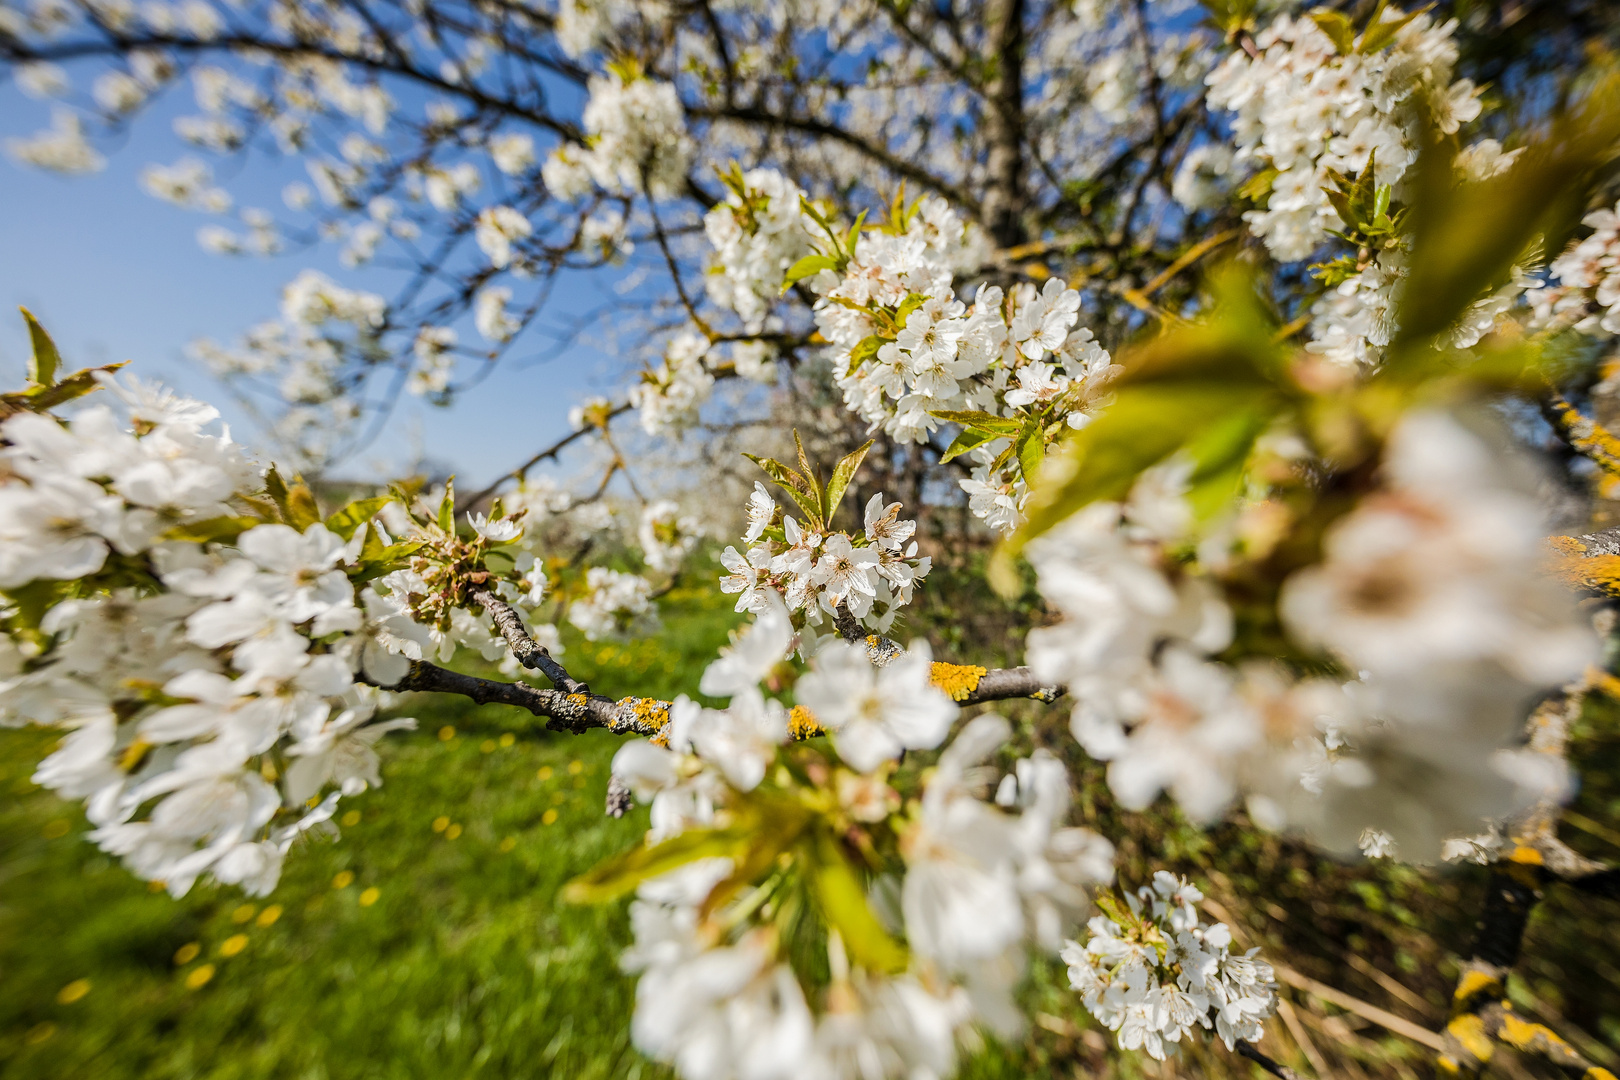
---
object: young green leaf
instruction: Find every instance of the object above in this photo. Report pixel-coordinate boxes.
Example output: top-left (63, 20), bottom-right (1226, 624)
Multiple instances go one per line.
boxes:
top-left (437, 477), bottom-right (456, 534)
top-left (1308, 9), bottom-right (1355, 54)
top-left (325, 495), bottom-right (394, 541)
top-left (846, 335), bottom-right (888, 375)
top-left (562, 825), bottom-right (756, 905)
top-left (743, 453), bottom-right (825, 529)
top-left (811, 832), bottom-right (908, 974)
top-left (926, 409), bottom-right (1024, 438)
top-left (161, 515), bottom-right (264, 544)
top-left (781, 253), bottom-right (838, 292)
top-left (938, 426), bottom-right (1002, 465)
top-left (19, 307), bottom-right (61, 387)
top-left (823, 438), bottom-right (875, 524)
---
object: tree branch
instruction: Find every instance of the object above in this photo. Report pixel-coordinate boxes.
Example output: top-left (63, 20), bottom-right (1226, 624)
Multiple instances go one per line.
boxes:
top-left (470, 586), bottom-right (589, 693)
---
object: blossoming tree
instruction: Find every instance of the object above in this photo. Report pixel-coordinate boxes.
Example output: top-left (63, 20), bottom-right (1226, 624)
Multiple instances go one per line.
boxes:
top-left (6, 1), bottom-right (1620, 1078)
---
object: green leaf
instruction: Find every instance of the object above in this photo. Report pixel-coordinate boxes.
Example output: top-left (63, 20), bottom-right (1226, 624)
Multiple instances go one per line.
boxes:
top-left (893, 292), bottom-right (926, 329)
top-left (1182, 404), bottom-right (1273, 520)
top-left (743, 453), bottom-right (824, 529)
top-left (360, 520), bottom-right (387, 562)
top-left (846, 335), bottom-right (888, 375)
top-left (927, 409), bottom-right (1024, 437)
top-left (437, 477), bottom-right (456, 534)
top-left (1395, 75), bottom-right (1620, 349)
top-left (1236, 167), bottom-right (1277, 203)
top-left (349, 540), bottom-right (426, 584)
top-left (563, 825), bottom-right (755, 905)
top-left (286, 479), bottom-right (322, 531)
top-left (811, 832), bottom-right (908, 974)
top-left (484, 549), bottom-right (516, 576)
top-left (161, 516), bottom-right (263, 544)
top-left (325, 495), bottom-right (393, 541)
top-left (0, 362), bottom-right (125, 417)
top-left (2, 578), bottom-right (73, 637)
top-left (823, 438), bottom-right (874, 525)
top-left (19, 307), bottom-right (61, 387)
top-left (842, 210), bottom-right (868, 260)
top-left (1016, 427), bottom-right (1047, 482)
top-left (997, 380), bottom-right (1281, 590)
top-left (1356, 4), bottom-right (1425, 54)
top-left (264, 467), bottom-right (292, 523)
top-left (938, 426), bottom-right (1002, 465)
top-left (1308, 9), bottom-right (1355, 54)
top-left (781, 254), bottom-right (838, 292)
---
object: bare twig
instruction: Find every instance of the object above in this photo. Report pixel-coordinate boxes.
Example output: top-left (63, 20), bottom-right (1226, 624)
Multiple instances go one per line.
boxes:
top-left (1237, 1040), bottom-right (1306, 1080)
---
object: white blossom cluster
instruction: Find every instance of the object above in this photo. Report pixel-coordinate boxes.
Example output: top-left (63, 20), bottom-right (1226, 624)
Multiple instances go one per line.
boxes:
top-left (719, 483), bottom-right (932, 635)
top-left (1061, 874), bottom-right (1278, 1061)
top-left (1206, 7), bottom-right (1514, 368)
top-left (630, 330), bottom-right (718, 435)
top-left (703, 168), bottom-right (816, 336)
top-left (569, 566), bottom-right (657, 641)
top-left (639, 499), bottom-right (702, 575)
top-left (1529, 200), bottom-right (1620, 338)
top-left (610, 597), bottom-right (1115, 1080)
top-left (806, 212), bottom-right (1117, 532)
top-left (542, 67), bottom-right (694, 200)
top-left (0, 376), bottom-right (442, 896)
top-left (1027, 409), bottom-right (1593, 863)
top-left (1206, 7), bottom-right (1479, 264)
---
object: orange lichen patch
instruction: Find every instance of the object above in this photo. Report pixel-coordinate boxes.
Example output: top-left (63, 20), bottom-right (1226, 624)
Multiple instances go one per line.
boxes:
top-left (1547, 535), bottom-right (1587, 557)
top-left (930, 662), bottom-right (987, 702)
top-left (1507, 844), bottom-right (1544, 867)
top-left (789, 705), bottom-right (824, 740)
top-left (624, 697), bottom-right (672, 745)
top-left (1549, 548), bottom-right (1620, 597)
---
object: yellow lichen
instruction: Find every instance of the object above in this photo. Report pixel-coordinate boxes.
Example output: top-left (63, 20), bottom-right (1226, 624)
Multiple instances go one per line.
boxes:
top-left (930, 661), bottom-right (987, 702)
top-left (1508, 844), bottom-right (1544, 866)
top-left (1446, 1014), bottom-right (1496, 1065)
top-left (789, 705), bottom-right (824, 740)
top-left (1553, 396), bottom-right (1620, 478)
top-left (1551, 551), bottom-right (1620, 597)
top-left (1498, 1013), bottom-right (1575, 1055)
top-left (1547, 535), bottom-right (1588, 557)
top-left (1585, 1069), bottom-right (1618, 1080)
top-left (1453, 969), bottom-right (1500, 1004)
top-left (627, 697), bottom-right (672, 745)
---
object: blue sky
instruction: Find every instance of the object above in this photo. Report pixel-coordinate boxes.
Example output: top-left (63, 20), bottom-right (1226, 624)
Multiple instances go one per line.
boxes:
top-left (0, 85), bottom-right (625, 489)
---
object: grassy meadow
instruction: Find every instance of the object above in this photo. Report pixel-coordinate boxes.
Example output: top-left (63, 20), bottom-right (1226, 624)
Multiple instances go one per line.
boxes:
top-left (3, 570), bottom-right (1619, 1080)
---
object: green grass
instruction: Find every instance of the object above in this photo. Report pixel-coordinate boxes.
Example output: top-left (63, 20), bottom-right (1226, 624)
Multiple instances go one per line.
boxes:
top-left (5, 576), bottom-right (1620, 1080)
top-left (0, 586), bottom-right (742, 1080)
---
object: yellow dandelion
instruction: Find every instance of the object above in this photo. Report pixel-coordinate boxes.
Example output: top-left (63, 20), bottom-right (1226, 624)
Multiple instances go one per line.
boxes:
top-left (332, 870), bottom-right (355, 889)
top-left (185, 964), bottom-right (215, 990)
top-left (431, 815), bottom-right (450, 833)
top-left (568, 760), bottom-right (584, 775)
top-left (537, 766), bottom-right (554, 781)
top-left (341, 810), bottom-right (362, 827)
top-left (542, 809), bottom-right (559, 825)
top-left (481, 739), bottom-right (496, 754)
top-left (56, 979), bottom-right (90, 1005)
top-left (499, 836), bottom-right (517, 852)
top-left (220, 934), bottom-right (248, 958)
top-left (42, 819), bottom-right (69, 839)
top-left (256, 905), bottom-right (283, 928)
top-left (231, 904), bottom-right (256, 924)
top-left (173, 942), bottom-right (201, 966)
top-left (24, 1022), bottom-right (56, 1046)
top-left (499, 733), bottom-right (516, 748)
top-left (358, 887), bottom-right (380, 907)
top-left (445, 823), bottom-right (463, 840)
top-left (438, 725), bottom-right (456, 741)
